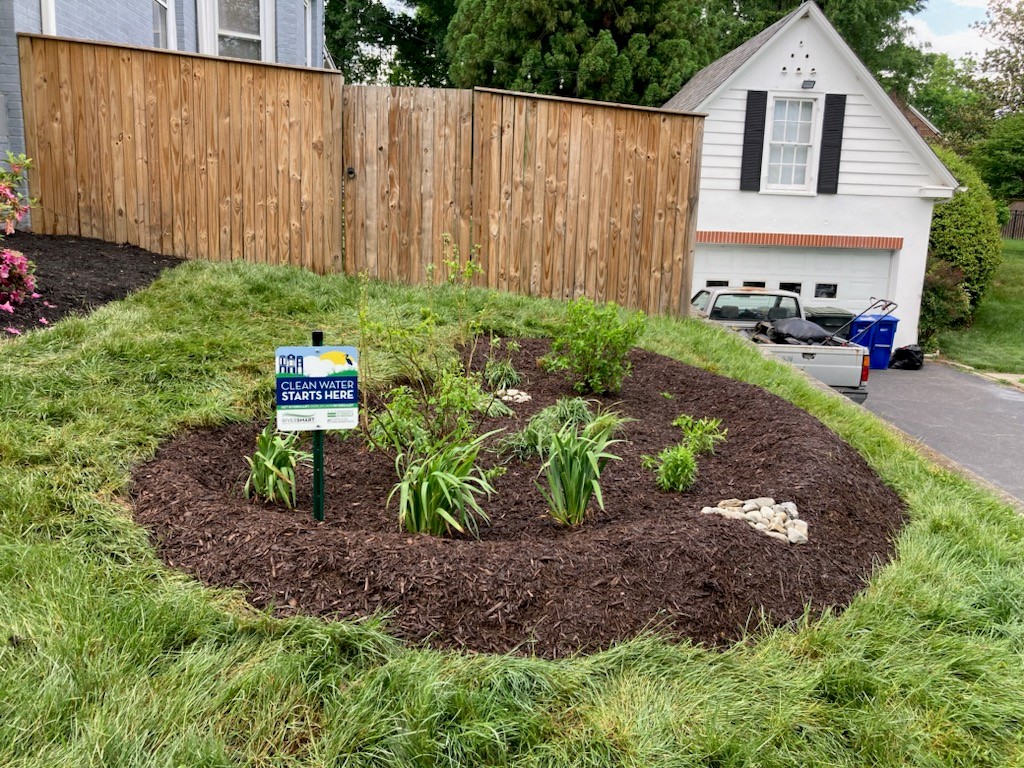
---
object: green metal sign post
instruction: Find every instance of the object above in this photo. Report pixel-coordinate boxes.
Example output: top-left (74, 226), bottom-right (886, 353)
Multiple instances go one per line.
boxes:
top-left (311, 331), bottom-right (325, 521)
top-left (275, 332), bottom-right (359, 524)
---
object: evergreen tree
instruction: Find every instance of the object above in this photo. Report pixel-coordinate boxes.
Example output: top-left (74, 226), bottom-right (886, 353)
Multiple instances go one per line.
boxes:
top-left (446, 0), bottom-right (720, 106)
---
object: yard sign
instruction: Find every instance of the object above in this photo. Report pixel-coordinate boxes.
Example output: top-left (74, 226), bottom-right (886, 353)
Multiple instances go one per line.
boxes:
top-left (275, 345), bottom-right (359, 431)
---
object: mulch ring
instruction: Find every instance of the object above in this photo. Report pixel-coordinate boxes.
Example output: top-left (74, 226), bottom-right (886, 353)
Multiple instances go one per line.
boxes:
top-left (132, 338), bottom-right (905, 658)
top-left (1, 231), bottom-right (182, 336)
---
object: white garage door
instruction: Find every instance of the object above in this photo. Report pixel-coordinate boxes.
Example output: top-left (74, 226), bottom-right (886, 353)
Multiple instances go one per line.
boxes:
top-left (693, 244), bottom-right (893, 314)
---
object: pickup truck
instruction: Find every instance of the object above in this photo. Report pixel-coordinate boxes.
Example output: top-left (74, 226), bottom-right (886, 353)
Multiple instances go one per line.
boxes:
top-left (690, 287), bottom-right (870, 403)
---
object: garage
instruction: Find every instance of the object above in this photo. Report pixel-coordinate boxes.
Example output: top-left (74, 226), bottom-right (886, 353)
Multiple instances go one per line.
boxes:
top-left (693, 244), bottom-right (895, 314)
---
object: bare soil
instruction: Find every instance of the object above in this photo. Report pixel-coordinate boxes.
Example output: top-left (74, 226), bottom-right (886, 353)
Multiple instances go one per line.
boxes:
top-left (1, 231), bottom-right (181, 335)
top-left (132, 339), bottom-right (905, 658)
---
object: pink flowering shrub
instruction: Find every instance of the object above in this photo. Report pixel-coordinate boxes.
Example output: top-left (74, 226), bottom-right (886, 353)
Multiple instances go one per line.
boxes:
top-left (0, 248), bottom-right (36, 310)
top-left (0, 152), bottom-right (33, 235)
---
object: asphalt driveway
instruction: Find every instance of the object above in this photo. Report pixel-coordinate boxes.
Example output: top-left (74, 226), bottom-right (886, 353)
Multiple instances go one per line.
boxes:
top-left (863, 362), bottom-right (1024, 503)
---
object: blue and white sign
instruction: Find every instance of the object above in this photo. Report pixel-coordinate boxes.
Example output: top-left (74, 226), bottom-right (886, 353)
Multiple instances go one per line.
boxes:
top-left (275, 345), bottom-right (359, 431)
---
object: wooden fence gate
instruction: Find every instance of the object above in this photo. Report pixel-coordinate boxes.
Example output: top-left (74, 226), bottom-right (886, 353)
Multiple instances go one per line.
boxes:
top-left (20, 35), bottom-right (703, 315)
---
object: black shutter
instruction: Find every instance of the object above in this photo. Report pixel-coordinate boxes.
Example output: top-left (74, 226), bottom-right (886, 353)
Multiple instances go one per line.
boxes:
top-left (740, 90), bottom-right (768, 192)
top-left (817, 94), bottom-right (846, 195)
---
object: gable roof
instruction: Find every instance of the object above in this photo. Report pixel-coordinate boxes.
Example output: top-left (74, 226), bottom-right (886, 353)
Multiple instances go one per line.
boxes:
top-left (663, 1), bottom-right (958, 191)
top-left (663, 7), bottom-right (802, 112)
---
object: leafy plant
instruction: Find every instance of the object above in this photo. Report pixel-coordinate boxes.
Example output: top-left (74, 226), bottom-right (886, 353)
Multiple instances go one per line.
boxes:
top-left (536, 420), bottom-right (623, 526)
top-left (543, 297), bottom-right (645, 394)
top-left (0, 248), bottom-right (37, 312)
top-left (389, 432), bottom-right (496, 537)
top-left (672, 414), bottom-right (727, 455)
top-left (919, 257), bottom-right (973, 346)
top-left (0, 152), bottom-right (33, 235)
top-left (243, 423), bottom-right (312, 509)
top-left (499, 396), bottom-right (595, 459)
top-left (929, 145), bottom-right (1003, 309)
top-left (644, 444), bottom-right (698, 492)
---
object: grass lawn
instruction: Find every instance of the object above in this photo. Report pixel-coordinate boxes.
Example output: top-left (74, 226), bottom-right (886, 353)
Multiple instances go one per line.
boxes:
top-left (3, 260), bottom-right (1024, 766)
top-left (936, 239), bottom-right (1024, 372)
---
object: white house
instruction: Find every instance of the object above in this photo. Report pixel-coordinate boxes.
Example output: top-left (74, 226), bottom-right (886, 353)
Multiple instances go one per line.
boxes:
top-left (664, 1), bottom-right (957, 348)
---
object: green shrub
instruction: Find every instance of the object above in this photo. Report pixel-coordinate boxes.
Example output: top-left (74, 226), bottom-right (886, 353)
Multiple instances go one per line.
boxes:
top-left (929, 146), bottom-right (1003, 309)
top-left (368, 368), bottom-right (508, 455)
top-left (672, 414), bottom-right (727, 455)
top-left (536, 420), bottom-right (623, 526)
top-left (389, 432), bottom-right (496, 537)
top-left (243, 422), bottom-right (312, 509)
top-left (918, 257), bottom-right (973, 346)
top-left (645, 444), bottom-right (698, 492)
top-left (543, 297), bottom-right (646, 394)
top-left (499, 396), bottom-right (594, 459)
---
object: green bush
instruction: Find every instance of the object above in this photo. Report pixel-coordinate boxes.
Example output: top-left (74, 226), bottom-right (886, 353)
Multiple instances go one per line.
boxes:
top-left (243, 422), bottom-right (312, 509)
top-left (918, 257), bottom-right (973, 346)
top-left (671, 414), bottom-right (727, 455)
top-left (928, 146), bottom-right (1003, 309)
top-left (544, 297), bottom-right (646, 394)
top-left (368, 368), bottom-right (509, 456)
top-left (536, 417), bottom-right (624, 526)
top-left (645, 444), bottom-right (698, 492)
top-left (389, 432), bottom-right (496, 537)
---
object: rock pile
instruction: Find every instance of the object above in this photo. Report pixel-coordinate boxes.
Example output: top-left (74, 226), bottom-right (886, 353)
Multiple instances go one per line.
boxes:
top-left (497, 388), bottom-right (532, 404)
top-left (700, 497), bottom-right (809, 544)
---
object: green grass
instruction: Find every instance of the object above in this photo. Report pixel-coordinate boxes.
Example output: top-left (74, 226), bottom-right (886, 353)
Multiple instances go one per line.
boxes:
top-left (3, 260), bottom-right (1024, 766)
top-left (936, 239), bottom-right (1024, 372)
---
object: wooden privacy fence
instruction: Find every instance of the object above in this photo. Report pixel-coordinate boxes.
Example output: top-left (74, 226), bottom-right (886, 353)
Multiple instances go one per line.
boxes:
top-left (20, 35), bottom-right (703, 315)
top-left (18, 34), bottom-right (343, 272)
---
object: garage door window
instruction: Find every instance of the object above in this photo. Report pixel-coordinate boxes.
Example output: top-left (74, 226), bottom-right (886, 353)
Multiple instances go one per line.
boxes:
top-left (780, 282), bottom-right (802, 294)
top-left (815, 283), bottom-right (838, 299)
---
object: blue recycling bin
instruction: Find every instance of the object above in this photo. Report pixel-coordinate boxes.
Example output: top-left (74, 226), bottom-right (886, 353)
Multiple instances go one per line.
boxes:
top-left (849, 314), bottom-right (899, 369)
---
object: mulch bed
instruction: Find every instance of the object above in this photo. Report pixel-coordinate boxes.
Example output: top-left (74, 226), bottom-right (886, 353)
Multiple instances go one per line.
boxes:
top-left (1, 231), bottom-right (182, 335)
top-left (6, 232), bottom-right (905, 658)
top-left (132, 338), bottom-right (905, 658)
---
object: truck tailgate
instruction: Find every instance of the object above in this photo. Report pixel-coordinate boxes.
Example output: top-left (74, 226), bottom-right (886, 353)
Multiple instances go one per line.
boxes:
top-left (757, 343), bottom-right (868, 388)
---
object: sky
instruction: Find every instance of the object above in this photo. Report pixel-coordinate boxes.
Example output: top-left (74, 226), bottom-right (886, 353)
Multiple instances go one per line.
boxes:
top-left (906, 0), bottom-right (994, 61)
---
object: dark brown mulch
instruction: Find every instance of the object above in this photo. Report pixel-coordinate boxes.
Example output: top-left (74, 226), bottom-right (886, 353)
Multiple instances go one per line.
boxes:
top-left (1, 231), bottom-right (182, 336)
top-left (132, 338), bottom-right (905, 658)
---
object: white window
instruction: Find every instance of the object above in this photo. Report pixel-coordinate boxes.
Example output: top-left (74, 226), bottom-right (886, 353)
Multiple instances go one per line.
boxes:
top-left (153, 0), bottom-right (177, 49)
top-left (765, 98), bottom-right (814, 190)
top-left (198, 0), bottom-right (276, 62)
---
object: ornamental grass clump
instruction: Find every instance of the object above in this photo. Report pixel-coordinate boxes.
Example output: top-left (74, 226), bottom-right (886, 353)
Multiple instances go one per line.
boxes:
top-left (499, 396), bottom-right (594, 459)
top-left (536, 413), bottom-right (626, 526)
top-left (243, 422), bottom-right (312, 509)
top-left (543, 297), bottom-right (645, 394)
top-left (390, 432), bottom-right (497, 537)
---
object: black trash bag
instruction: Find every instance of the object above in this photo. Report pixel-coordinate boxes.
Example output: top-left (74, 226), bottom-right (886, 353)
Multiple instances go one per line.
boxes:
top-left (889, 344), bottom-right (924, 370)
top-left (769, 317), bottom-right (833, 343)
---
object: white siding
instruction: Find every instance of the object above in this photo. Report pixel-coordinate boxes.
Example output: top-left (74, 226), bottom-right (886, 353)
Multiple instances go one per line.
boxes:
top-left (698, 16), bottom-right (941, 198)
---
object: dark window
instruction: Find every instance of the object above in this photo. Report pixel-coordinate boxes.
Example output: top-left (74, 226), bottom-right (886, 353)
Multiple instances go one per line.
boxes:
top-left (740, 91), bottom-right (768, 191)
top-left (706, 279), bottom-right (729, 287)
top-left (815, 283), bottom-right (838, 299)
top-left (780, 282), bottom-right (802, 293)
top-left (743, 281), bottom-right (766, 288)
top-left (817, 94), bottom-right (847, 194)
